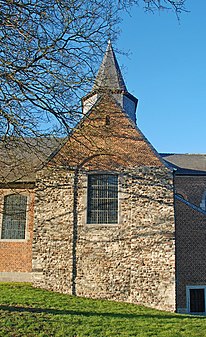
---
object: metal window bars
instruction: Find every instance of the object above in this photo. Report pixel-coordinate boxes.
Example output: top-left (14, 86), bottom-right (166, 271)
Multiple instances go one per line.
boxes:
top-left (87, 174), bottom-right (118, 224)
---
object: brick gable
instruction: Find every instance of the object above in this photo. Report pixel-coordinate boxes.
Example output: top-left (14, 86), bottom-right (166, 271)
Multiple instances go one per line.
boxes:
top-left (50, 93), bottom-right (163, 171)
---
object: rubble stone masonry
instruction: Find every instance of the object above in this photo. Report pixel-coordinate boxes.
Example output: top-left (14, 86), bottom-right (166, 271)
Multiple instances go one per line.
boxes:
top-left (33, 165), bottom-right (175, 312)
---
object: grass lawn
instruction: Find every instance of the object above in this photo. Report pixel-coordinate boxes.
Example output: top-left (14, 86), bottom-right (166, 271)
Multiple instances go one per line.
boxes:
top-left (0, 283), bottom-right (206, 336)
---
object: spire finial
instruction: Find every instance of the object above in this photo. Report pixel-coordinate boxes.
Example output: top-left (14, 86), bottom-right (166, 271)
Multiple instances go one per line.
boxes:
top-left (106, 0), bottom-right (112, 44)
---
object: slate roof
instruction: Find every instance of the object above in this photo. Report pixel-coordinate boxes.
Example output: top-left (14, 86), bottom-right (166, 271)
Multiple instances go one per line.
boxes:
top-left (161, 153), bottom-right (206, 175)
top-left (92, 40), bottom-right (127, 91)
top-left (1, 136), bottom-right (205, 184)
top-left (0, 138), bottom-right (206, 183)
top-left (0, 137), bottom-right (63, 183)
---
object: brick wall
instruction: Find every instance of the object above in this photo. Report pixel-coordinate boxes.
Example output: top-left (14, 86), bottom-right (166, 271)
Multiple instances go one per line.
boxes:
top-left (175, 197), bottom-right (206, 313)
top-left (175, 175), bottom-right (206, 208)
top-left (0, 188), bottom-right (34, 280)
top-left (175, 174), bottom-right (206, 313)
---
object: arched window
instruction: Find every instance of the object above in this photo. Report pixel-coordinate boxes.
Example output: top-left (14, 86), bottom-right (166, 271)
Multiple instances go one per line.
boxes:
top-left (200, 191), bottom-right (206, 211)
top-left (1, 194), bottom-right (27, 239)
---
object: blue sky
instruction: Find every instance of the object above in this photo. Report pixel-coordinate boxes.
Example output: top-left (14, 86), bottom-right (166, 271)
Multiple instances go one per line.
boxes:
top-left (115, 0), bottom-right (206, 154)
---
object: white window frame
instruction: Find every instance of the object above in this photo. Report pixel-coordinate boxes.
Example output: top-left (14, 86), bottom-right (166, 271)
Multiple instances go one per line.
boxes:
top-left (186, 285), bottom-right (206, 315)
top-left (0, 191), bottom-right (30, 242)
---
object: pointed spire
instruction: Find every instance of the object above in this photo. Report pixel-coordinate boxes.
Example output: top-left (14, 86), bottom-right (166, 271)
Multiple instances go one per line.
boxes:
top-left (93, 41), bottom-right (127, 91)
top-left (82, 40), bottom-right (138, 124)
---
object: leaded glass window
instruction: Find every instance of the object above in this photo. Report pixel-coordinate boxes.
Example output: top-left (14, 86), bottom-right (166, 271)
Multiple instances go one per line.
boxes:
top-left (87, 174), bottom-right (118, 224)
top-left (1, 194), bottom-right (27, 239)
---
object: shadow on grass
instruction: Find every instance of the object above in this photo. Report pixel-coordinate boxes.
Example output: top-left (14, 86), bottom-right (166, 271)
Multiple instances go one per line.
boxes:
top-left (0, 305), bottom-right (203, 320)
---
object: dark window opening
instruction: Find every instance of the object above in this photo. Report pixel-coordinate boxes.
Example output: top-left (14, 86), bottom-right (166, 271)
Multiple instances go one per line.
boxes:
top-left (1, 194), bottom-right (27, 239)
top-left (87, 174), bottom-right (118, 224)
top-left (105, 115), bottom-right (110, 126)
top-left (190, 288), bottom-right (205, 313)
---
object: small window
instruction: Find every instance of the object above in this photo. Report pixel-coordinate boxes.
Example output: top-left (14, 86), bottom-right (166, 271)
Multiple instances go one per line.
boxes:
top-left (187, 286), bottom-right (206, 314)
top-left (105, 115), bottom-right (110, 126)
top-left (190, 288), bottom-right (205, 313)
top-left (1, 194), bottom-right (27, 239)
top-left (87, 174), bottom-right (118, 224)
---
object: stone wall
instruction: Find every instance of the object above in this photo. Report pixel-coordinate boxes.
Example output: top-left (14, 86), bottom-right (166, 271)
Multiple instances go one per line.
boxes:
top-left (33, 165), bottom-right (175, 311)
top-left (32, 167), bottom-right (75, 292)
top-left (127, 168), bottom-right (175, 311)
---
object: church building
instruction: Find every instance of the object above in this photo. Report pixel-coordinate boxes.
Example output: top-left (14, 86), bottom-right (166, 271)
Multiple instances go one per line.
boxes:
top-left (0, 41), bottom-right (206, 314)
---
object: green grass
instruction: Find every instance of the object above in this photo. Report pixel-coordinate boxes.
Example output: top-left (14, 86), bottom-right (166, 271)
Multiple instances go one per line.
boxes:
top-left (0, 283), bottom-right (206, 337)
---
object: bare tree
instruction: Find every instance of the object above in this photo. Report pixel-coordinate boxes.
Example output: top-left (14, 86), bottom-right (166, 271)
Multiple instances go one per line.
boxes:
top-left (143, 0), bottom-right (187, 16)
top-left (0, 0), bottom-right (126, 140)
top-left (0, 0), bottom-right (188, 186)
top-left (0, 0), bottom-right (187, 141)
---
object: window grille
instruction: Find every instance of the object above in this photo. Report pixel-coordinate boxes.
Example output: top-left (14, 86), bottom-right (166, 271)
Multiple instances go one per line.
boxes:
top-left (87, 174), bottom-right (118, 224)
top-left (1, 194), bottom-right (27, 239)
